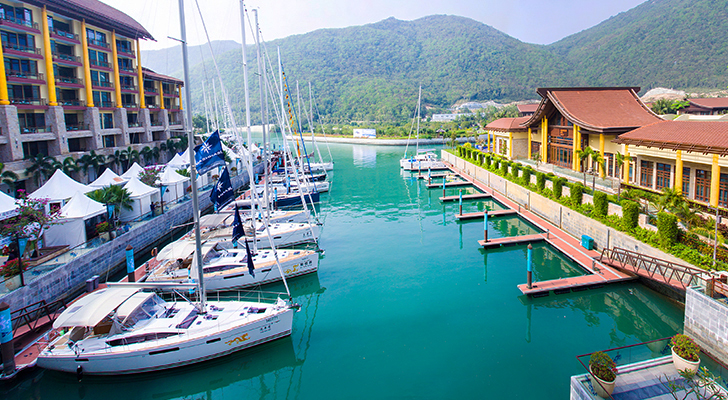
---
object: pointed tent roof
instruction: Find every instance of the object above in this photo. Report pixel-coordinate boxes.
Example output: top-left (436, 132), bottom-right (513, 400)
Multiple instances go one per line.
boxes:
top-left (160, 167), bottom-right (189, 185)
top-left (0, 191), bottom-right (19, 220)
top-left (167, 153), bottom-right (188, 169)
top-left (123, 177), bottom-right (157, 199)
top-left (30, 170), bottom-right (92, 201)
top-left (89, 168), bottom-right (127, 188)
top-left (121, 162), bottom-right (145, 179)
top-left (221, 143), bottom-right (241, 160)
top-left (180, 148), bottom-right (190, 161)
top-left (59, 191), bottom-right (106, 219)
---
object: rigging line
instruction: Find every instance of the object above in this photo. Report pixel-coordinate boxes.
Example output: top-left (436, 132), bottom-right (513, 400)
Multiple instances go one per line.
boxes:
top-left (402, 92), bottom-right (419, 159)
top-left (309, 88), bottom-right (334, 163)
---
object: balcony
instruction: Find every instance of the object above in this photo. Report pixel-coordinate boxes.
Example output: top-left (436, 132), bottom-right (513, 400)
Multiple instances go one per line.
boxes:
top-left (87, 38), bottom-right (110, 50)
top-left (66, 123), bottom-right (89, 131)
top-left (0, 15), bottom-right (40, 33)
top-left (146, 103), bottom-right (158, 109)
top-left (2, 43), bottom-right (42, 59)
top-left (11, 97), bottom-right (47, 106)
top-left (122, 102), bottom-right (138, 108)
top-left (117, 46), bottom-right (135, 58)
top-left (50, 28), bottom-right (80, 44)
top-left (120, 84), bottom-right (136, 91)
top-left (144, 87), bottom-right (158, 94)
top-left (90, 59), bottom-right (111, 70)
top-left (7, 70), bottom-right (44, 83)
top-left (97, 100), bottom-right (115, 108)
top-left (59, 99), bottom-right (85, 107)
top-left (91, 80), bottom-right (113, 89)
top-left (150, 120), bottom-right (164, 127)
top-left (55, 76), bottom-right (83, 88)
top-left (119, 65), bottom-right (136, 75)
top-left (20, 125), bottom-right (51, 134)
top-left (52, 52), bottom-right (82, 66)
top-left (128, 121), bottom-right (142, 127)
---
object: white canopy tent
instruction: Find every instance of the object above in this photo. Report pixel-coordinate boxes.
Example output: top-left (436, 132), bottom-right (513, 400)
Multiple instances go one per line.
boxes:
top-left (44, 191), bottom-right (106, 248)
top-left (120, 177), bottom-right (160, 222)
top-left (89, 168), bottom-right (127, 189)
top-left (159, 167), bottom-right (189, 203)
top-left (0, 191), bottom-right (18, 221)
top-left (120, 162), bottom-right (145, 180)
top-left (30, 170), bottom-right (92, 211)
top-left (166, 153), bottom-right (188, 170)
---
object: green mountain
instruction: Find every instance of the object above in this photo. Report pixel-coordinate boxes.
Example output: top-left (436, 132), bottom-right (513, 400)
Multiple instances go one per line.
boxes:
top-left (140, 40), bottom-right (240, 77)
top-left (143, 0), bottom-right (728, 123)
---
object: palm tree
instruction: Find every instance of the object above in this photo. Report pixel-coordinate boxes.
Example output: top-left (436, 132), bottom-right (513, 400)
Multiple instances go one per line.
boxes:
top-left (673, 202), bottom-right (700, 230)
top-left (25, 153), bottom-right (55, 186)
top-left (151, 146), bottom-right (160, 164)
top-left (128, 148), bottom-right (140, 166)
top-left (78, 151), bottom-right (105, 182)
top-left (107, 150), bottom-right (122, 174)
top-left (575, 147), bottom-right (605, 189)
top-left (62, 157), bottom-right (80, 179)
top-left (614, 152), bottom-right (627, 181)
top-left (140, 146), bottom-right (152, 166)
top-left (0, 162), bottom-right (19, 194)
top-left (165, 139), bottom-right (176, 160)
top-left (88, 185), bottom-right (133, 225)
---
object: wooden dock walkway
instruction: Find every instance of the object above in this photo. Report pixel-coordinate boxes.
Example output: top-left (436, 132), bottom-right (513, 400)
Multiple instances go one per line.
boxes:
top-left (426, 181), bottom-right (471, 189)
top-left (456, 209), bottom-right (517, 220)
top-left (439, 193), bottom-right (491, 202)
top-left (478, 233), bottom-right (545, 248)
top-left (444, 162), bottom-right (637, 297)
top-left (417, 173), bottom-right (449, 180)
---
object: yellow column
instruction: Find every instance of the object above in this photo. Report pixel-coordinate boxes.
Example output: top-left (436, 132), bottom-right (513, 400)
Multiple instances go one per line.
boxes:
top-left (41, 7), bottom-right (57, 106)
top-left (508, 132), bottom-right (513, 160)
top-left (710, 154), bottom-right (720, 207)
top-left (675, 150), bottom-right (683, 195)
top-left (541, 116), bottom-right (547, 163)
top-left (599, 133), bottom-right (605, 177)
top-left (80, 20), bottom-right (94, 107)
top-left (159, 81), bottom-right (165, 109)
top-left (623, 145), bottom-right (630, 184)
top-left (136, 39), bottom-right (145, 108)
top-left (0, 42), bottom-right (9, 105)
top-left (527, 127), bottom-right (532, 160)
top-left (572, 125), bottom-right (580, 171)
top-left (177, 84), bottom-right (182, 110)
top-left (110, 31), bottom-right (122, 108)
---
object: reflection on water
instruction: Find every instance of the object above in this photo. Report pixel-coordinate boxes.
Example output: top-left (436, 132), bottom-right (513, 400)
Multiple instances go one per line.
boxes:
top-left (352, 145), bottom-right (377, 168)
top-left (487, 214), bottom-right (542, 239)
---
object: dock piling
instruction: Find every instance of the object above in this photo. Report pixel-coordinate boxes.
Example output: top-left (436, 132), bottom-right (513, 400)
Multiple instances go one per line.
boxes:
top-left (0, 302), bottom-right (15, 376)
top-left (428, 167), bottom-right (431, 184)
top-left (443, 176), bottom-right (446, 198)
top-left (527, 244), bottom-right (533, 289)
top-left (126, 245), bottom-right (135, 283)
top-left (484, 212), bottom-right (489, 242)
top-left (458, 189), bottom-right (463, 215)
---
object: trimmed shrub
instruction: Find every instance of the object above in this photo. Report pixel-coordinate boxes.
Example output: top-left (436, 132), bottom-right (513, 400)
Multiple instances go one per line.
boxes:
top-left (500, 160), bottom-right (509, 176)
top-left (484, 154), bottom-right (492, 168)
top-left (593, 191), bottom-right (608, 217)
top-left (657, 212), bottom-right (679, 247)
top-left (536, 172), bottom-right (546, 192)
top-left (552, 178), bottom-right (564, 199)
top-left (492, 159), bottom-right (500, 172)
top-left (571, 183), bottom-right (584, 206)
top-left (511, 163), bottom-right (520, 180)
top-left (621, 200), bottom-right (640, 231)
top-left (522, 168), bottom-right (531, 185)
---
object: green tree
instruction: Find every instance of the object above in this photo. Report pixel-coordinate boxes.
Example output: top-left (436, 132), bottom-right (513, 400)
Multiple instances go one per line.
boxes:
top-left (87, 185), bottom-right (133, 223)
top-left (25, 153), bottom-right (55, 186)
top-left (140, 146), bottom-right (152, 166)
top-left (0, 162), bottom-right (19, 193)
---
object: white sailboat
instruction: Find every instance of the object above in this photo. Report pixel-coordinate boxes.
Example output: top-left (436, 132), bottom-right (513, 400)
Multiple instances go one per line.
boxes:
top-left (400, 86), bottom-right (446, 171)
top-left (37, 0), bottom-right (297, 375)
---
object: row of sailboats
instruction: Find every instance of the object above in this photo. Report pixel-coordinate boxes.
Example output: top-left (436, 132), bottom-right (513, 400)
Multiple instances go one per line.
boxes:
top-left (36, 0), bottom-right (329, 376)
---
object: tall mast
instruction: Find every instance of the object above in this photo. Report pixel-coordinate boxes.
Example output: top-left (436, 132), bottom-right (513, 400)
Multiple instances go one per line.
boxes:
top-left (278, 47), bottom-right (288, 186)
top-left (416, 86), bottom-right (421, 155)
top-left (202, 79), bottom-right (211, 134)
top-left (178, 0), bottom-right (205, 312)
top-left (254, 10), bottom-right (269, 224)
top-left (239, 0), bottom-right (257, 249)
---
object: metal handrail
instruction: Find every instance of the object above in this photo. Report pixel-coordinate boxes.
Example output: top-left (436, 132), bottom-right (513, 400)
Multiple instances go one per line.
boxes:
top-left (11, 298), bottom-right (67, 336)
top-left (599, 247), bottom-right (709, 290)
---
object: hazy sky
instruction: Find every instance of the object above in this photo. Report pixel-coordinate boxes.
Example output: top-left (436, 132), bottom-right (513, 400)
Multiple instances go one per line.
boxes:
top-left (101, 0), bottom-right (647, 51)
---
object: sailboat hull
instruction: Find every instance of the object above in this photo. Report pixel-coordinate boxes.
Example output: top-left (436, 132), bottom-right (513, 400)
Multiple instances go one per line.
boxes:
top-left (204, 251), bottom-right (319, 291)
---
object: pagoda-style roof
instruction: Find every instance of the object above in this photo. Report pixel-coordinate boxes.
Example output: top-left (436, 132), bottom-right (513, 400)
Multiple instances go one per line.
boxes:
top-left (486, 117), bottom-right (530, 132)
top-left (521, 87), bottom-right (662, 133)
top-left (614, 121), bottom-right (728, 156)
top-left (28, 0), bottom-right (153, 40)
top-left (516, 104), bottom-right (538, 115)
top-left (687, 98), bottom-right (728, 109)
top-left (142, 67), bottom-right (184, 85)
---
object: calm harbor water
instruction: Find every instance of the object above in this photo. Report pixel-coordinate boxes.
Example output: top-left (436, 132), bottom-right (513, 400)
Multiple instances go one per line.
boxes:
top-left (3, 143), bottom-right (684, 399)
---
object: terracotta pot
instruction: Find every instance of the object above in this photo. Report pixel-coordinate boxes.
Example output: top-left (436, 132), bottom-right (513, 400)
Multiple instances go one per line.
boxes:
top-left (672, 347), bottom-right (700, 374)
top-left (589, 366), bottom-right (616, 398)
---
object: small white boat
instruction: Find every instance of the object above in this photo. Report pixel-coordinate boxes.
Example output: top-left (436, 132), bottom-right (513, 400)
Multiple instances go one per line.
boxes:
top-left (37, 286), bottom-right (295, 375)
top-left (399, 150), bottom-right (447, 171)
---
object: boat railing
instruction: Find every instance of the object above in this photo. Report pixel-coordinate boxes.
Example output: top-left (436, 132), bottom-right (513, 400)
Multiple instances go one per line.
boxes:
top-left (174, 289), bottom-right (288, 304)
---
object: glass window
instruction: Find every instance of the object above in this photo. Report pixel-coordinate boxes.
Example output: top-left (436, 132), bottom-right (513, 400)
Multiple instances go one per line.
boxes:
top-left (695, 170), bottom-right (711, 203)
top-left (682, 167), bottom-right (690, 195)
top-left (640, 160), bottom-right (654, 188)
top-left (656, 163), bottom-right (671, 190)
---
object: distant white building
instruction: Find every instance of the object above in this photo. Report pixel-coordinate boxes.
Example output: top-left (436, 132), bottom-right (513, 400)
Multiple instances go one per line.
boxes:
top-left (353, 129), bottom-right (377, 138)
top-left (432, 114), bottom-right (459, 122)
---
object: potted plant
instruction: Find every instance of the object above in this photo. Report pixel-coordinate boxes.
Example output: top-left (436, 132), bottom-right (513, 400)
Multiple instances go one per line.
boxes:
top-left (589, 351), bottom-right (617, 398)
top-left (671, 334), bottom-right (700, 373)
top-left (96, 221), bottom-right (110, 241)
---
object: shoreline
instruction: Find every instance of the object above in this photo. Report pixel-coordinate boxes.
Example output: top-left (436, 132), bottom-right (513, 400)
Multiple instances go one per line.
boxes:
top-left (289, 135), bottom-right (478, 146)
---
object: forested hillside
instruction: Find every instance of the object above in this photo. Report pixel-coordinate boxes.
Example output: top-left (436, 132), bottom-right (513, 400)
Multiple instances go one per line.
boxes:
top-left (142, 0), bottom-right (728, 123)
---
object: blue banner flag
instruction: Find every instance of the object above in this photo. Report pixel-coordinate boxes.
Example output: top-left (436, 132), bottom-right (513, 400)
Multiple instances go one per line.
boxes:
top-left (194, 130), bottom-right (226, 175)
top-left (244, 239), bottom-right (255, 278)
top-left (232, 206), bottom-right (245, 243)
top-left (210, 166), bottom-right (234, 210)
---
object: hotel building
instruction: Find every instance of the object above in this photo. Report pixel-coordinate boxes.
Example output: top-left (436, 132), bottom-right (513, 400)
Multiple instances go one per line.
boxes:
top-left (0, 0), bottom-right (184, 191)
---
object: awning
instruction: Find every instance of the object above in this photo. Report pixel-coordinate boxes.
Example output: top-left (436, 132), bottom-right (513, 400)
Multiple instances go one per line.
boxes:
top-left (53, 287), bottom-right (140, 328)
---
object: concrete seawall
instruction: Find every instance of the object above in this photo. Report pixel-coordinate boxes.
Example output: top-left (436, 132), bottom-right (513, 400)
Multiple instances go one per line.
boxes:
top-left (294, 135), bottom-right (478, 146)
top-left (1, 164), bottom-right (263, 310)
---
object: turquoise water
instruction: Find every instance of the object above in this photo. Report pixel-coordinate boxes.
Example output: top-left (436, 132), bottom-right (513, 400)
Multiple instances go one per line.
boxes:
top-left (3, 143), bottom-right (684, 399)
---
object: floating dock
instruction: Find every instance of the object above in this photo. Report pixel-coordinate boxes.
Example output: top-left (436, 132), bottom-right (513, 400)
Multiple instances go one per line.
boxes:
top-left (426, 181), bottom-right (471, 189)
top-left (517, 273), bottom-right (636, 297)
top-left (417, 173), bottom-right (449, 180)
top-left (478, 233), bottom-right (545, 248)
top-left (456, 209), bottom-right (517, 220)
top-left (439, 193), bottom-right (491, 202)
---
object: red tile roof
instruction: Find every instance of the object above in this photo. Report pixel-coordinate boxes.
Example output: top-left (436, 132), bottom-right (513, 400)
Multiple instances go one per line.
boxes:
top-left (522, 87), bottom-right (662, 133)
top-left (486, 117), bottom-right (530, 132)
top-left (517, 104), bottom-right (538, 113)
top-left (687, 98), bottom-right (728, 110)
top-left (29, 0), bottom-right (153, 40)
top-left (614, 121), bottom-right (728, 155)
top-left (142, 68), bottom-right (183, 85)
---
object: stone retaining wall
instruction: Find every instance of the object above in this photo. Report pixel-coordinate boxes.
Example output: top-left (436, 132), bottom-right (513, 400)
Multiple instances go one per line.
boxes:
top-left (1, 167), bottom-right (259, 310)
top-left (443, 152), bottom-right (695, 267)
top-left (684, 286), bottom-right (728, 365)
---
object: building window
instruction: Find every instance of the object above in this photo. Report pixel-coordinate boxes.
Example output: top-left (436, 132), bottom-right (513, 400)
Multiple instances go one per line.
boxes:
top-left (103, 135), bottom-right (115, 148)
top-left (100, 113), bottom-right (113, 129)
top-left (22, 141), bottom-right (48, 159)
top-left (656, 163), bottom-right (671, 190)
top-left (18, 112), bottom-right (46, 133)
top-left (127, 112), bottom-right (139, 127)
top-left (86, 29), bottom-right (108, 47)
top-left (68, 138), bottom-right (85, 152)
top-left (640, 160), bottom-right (654, 188)
top-left (116, 39), bottom-right (132, 54)
top-left (695, 169), bottom-right (711, 203)
top-left (90, 70), bottom-right (111, 87)
top-left (93, 90), bottom-right (113, 108)
top-left (1, 30), bottom-right (36, 52)
top-left (720, 174), bottom-right (728, 207)
top-left (0, 5), bottom-right (33, 26)
top-left (604, 153), bottom-right (613, 177)
top-left (682, 167), bottom-right (690, 195)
